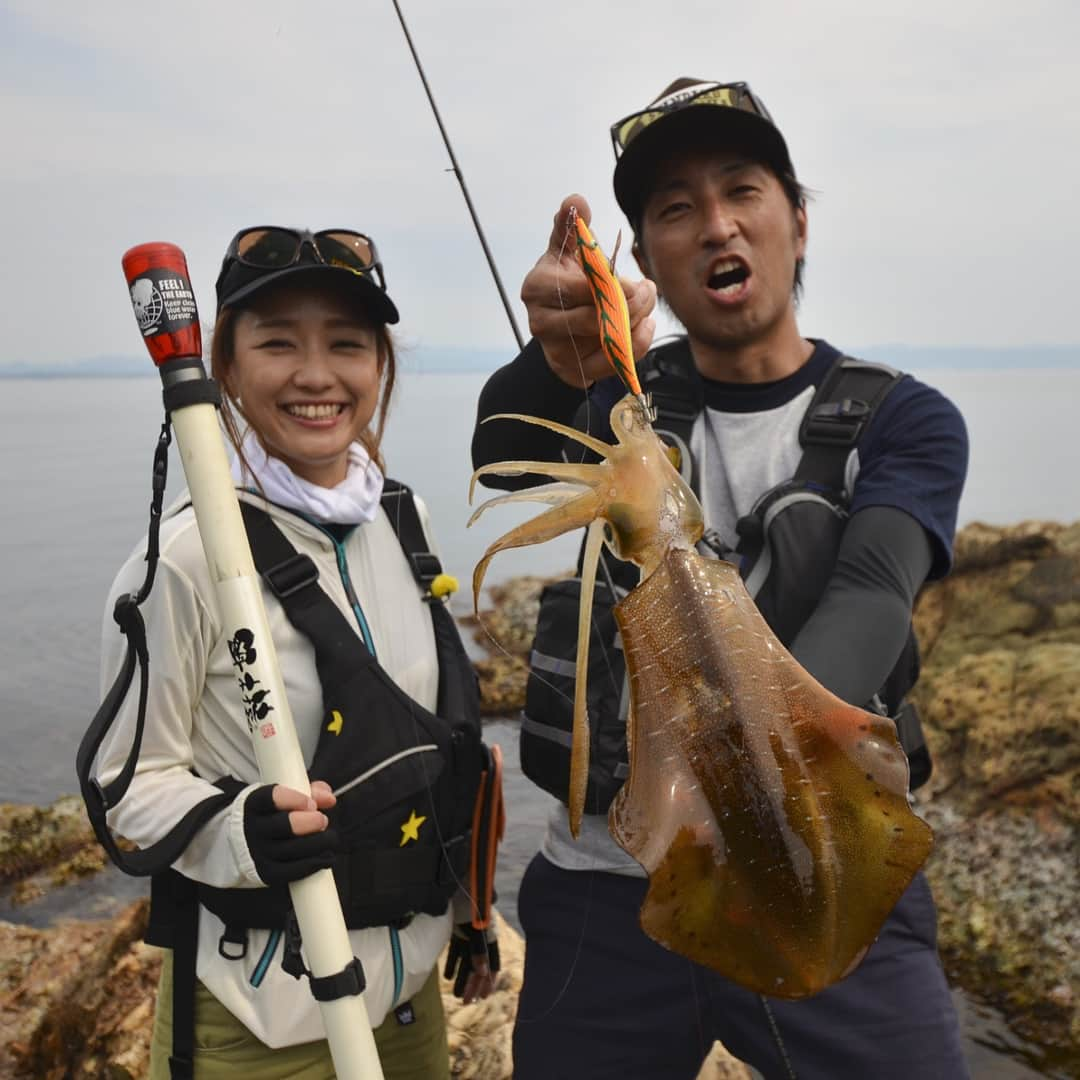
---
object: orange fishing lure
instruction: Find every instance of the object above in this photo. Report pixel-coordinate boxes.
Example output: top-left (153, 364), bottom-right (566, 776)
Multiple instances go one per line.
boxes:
top-left (571, 211), bottom-right (642, 396)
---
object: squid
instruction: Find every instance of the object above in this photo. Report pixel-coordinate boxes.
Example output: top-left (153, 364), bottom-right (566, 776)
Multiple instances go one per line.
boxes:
top-left (469, 212), bottom-right (933, 999)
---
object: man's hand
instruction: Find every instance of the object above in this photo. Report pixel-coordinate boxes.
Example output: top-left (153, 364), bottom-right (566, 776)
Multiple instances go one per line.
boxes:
top-left (521, 193), bottom-right (656, 388)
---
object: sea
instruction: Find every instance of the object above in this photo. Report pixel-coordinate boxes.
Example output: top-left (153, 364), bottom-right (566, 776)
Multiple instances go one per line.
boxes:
top-left (1, 369), bottom-right (1077, 1078)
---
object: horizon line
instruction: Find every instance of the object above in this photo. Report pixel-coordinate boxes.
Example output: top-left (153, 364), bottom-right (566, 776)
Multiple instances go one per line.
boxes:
top-left (3, 342), bottom-right (1079, 378)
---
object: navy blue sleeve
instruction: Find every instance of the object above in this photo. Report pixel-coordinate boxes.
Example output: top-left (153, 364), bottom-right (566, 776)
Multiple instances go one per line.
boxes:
top-left (849, 375), bottom-right (968, 579)
top-left (471, 339), bottom-right (623, 489)
top-left (470, 339), bottom-right (588, 489)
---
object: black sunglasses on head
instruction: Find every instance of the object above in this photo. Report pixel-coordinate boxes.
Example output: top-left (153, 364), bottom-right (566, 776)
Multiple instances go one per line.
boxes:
top-left (610, 81), bottom-right (774, 159)
top-left (225, 226), bottom-right (388, 291)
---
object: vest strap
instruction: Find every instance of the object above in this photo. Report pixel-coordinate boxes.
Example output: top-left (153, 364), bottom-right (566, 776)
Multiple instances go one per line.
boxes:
top-left (162, 379), bottom-right (221, 413)
top-left (281, 911), bottom-right (367, 1000)
top-left (794, 358), bottom-right (903, 490)
top-left (381, 480), bottom-right (445, 588)
top-left (167, 874), bottom-right (199, 1080)
top-left (311, 957), bottom-right (367, 1002)
top-left (77, 419), bottom-right (237, 878)
top-left (263, 553), bottom-right (319, 599)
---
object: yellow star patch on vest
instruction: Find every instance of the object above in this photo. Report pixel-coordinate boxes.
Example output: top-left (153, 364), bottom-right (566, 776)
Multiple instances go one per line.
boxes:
top-left (399, 810), bottom-right (427, 847)
top-left (327, 710), bottom-right (344, 735)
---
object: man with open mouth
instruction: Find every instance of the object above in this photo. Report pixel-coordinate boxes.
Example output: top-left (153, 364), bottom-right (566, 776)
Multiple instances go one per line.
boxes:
top-left (472, 78), bottom-right (970, 1080)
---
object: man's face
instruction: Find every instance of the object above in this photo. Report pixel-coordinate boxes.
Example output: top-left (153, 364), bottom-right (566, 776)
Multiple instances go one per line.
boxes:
top-left (635, 146), bottom-right (807, 353)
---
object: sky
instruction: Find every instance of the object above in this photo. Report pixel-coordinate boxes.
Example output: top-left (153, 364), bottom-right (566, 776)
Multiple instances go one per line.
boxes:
top-left (1, 0), bottom-right (1078, 369)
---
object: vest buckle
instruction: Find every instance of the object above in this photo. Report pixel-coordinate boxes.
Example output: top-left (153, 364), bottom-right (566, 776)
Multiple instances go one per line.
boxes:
top-left (803, 397), bottom-right (871, 446)
top-left (263, 554), bottom-right (319, 599)
top-left (410, 552), bottom-right (442, 585)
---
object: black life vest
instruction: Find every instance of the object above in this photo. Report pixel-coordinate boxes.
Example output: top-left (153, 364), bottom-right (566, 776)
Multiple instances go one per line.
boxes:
top-left (146, 481), bottom-right (484, 945)
top-left (520, 341), bottom-right (931, 814)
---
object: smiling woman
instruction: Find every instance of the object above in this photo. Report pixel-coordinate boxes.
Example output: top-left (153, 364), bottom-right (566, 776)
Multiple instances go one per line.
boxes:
top-left (211, 226), bottom-right (400, 492)
top-left (91, 225), bottom-right (502, 1080)
top-left (217, 284), bottom-right (387, 488)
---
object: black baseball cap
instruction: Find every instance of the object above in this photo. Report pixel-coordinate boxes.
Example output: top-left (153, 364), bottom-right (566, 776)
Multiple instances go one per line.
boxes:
top-left (215, 227), bottom-right (400, 324)
top-left (611, 79), bottom-right (795, 224)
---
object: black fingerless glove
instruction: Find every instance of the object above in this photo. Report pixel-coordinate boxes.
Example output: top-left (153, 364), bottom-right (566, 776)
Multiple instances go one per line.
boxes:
top-left (243, 784), bottom-right (339, 885)
top-left (443, 924), bottom-right (500, 998)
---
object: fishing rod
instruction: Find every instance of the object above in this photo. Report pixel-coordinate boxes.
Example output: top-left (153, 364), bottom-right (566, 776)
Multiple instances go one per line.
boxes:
top-left (116, 244), bottom-right (384, 1080)
top-left (390, 0), bottom-right (525, 350)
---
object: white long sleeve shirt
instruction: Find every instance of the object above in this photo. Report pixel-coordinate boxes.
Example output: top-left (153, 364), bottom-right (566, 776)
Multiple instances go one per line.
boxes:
top-left (98, 489), bottom-right (455, 1046)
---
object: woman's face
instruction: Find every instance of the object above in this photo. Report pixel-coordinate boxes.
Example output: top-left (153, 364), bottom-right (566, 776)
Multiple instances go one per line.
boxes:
top-left (228, 283), bottom-right (383, 488)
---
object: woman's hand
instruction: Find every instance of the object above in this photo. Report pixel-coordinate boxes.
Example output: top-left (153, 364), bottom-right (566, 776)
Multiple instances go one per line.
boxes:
top-left (274, 779), bottom-right (337, 832)
top-left (243, 780), bottom-right (340, 885)
top-left (521, 193), bottom-right (656, 389)
top-left (444, 925), bottom-right (500, 1003)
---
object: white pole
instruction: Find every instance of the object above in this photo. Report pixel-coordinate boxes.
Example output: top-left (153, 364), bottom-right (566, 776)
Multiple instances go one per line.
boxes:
top-left (123, 244), bottom-right (384, 1079)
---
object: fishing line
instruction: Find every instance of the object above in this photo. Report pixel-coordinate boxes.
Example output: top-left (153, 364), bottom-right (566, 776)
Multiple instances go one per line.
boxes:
top-left (555, 241), bottom-right (799, 1071)
top-left (511, 209), bottom-right (637, 1023)
top-left (470, 209), bottom-right (622, 713)
top-left (552, 208), bottom-right (630, 706)
top-left (555, 208), bottom-right (594, 401)
top-left (382, 468), bottom-right (499, 978)
top-left (390, 0), bottom-right (524, 351)
top-left (458, 209), bottom-right (629, 1021)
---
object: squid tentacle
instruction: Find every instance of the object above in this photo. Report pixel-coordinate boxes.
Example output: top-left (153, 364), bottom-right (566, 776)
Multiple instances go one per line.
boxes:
top-left (467, 481), bottom-right (586, 528)
top-left (471, 488), bottom-right (606, 612)
top-left (568, 517), bottom-right (607, 837)
top-left (469, 459), bottom-right (607, 503)
top-left (481, 412), bottom-right (614, 459)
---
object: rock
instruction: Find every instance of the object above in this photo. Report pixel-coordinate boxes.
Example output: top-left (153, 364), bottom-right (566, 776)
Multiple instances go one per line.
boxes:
top-left (0, 899), bottom-right (158, 1079)
top-left (468, 574), bottom-right (566, 714)
top-left (441, 910), bottom-right (520, 1078)
top-left (0, 796), bottom-right (109, 901)
top-left (697, 1042), bottom-right (756, 1079)
top-left (473, 654), bottom-right (530, 716)
top-left (0, 901), bottom-right (750, 1079)
top-left (462, 520), bottom-right (1080, 1064)
top-left (5, 521), bottom-right (1078, 1072)
top-left (912, 520), bottom-right (1080, 1055)
top-left (471, 575), bottom-right (563, 659)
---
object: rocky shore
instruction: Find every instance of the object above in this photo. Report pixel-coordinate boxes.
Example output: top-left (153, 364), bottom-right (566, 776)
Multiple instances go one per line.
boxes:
top-left (2, 521), bottom-right (1078, 1077)
top-left (910, 521), bottom-right (1080, 1062)
top-left (0, 894), bottom-right (749, 1078)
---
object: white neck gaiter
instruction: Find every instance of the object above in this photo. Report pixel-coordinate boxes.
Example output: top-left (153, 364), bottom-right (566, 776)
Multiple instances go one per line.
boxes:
top-left (231, 430), bottom-right (385, 524)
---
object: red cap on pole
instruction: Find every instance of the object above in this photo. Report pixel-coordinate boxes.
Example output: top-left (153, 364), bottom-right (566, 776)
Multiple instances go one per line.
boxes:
top-left (121, 243), bottom-right (202, 367)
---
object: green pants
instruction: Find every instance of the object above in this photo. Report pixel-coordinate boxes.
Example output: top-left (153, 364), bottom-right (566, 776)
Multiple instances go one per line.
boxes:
top-left (149, 950), bottom-right (450, 1079)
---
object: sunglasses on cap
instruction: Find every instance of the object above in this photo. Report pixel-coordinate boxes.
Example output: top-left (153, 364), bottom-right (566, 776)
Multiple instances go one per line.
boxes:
top-left (225, 226), bottom-right (389, 292)
top-left (610, 81), bottom-right (774, 159)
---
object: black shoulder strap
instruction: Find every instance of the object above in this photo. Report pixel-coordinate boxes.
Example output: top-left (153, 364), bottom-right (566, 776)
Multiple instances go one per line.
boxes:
top-left (379, 479), bottom-right (444, 589)
top-left (165, 871), bottom-right (200, 1080)
top-left (239, 501), bottom-right (353, 637)
top-left (239, 484), bottom-right (443, 606)
top-left (638, 338), bottom-right (703, 491)
top-left (794, 356), bottom-right (904, 491)
top-left (239, 501), bottom-right (387, 736)
top-left (76, 420), bottom-right (238, 877)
